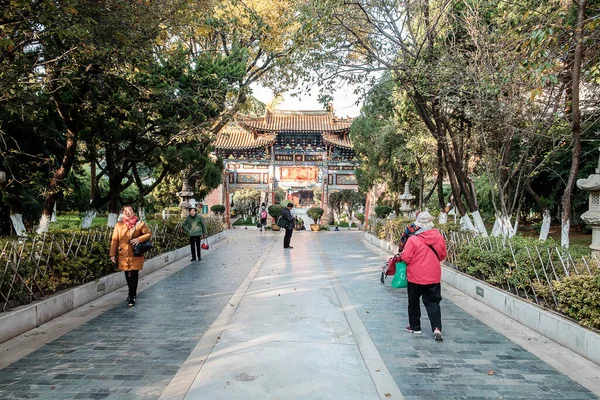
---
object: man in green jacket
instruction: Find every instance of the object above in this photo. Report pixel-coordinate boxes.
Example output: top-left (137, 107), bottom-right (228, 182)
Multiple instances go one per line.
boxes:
top-left (182, 207), bottom-right (207, 261)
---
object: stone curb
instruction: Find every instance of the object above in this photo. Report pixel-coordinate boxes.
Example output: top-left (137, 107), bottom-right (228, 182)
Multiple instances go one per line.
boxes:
top-left (363, 232), bottom-right (600, 366)
top-left (0, 231), bottom-right (227, 345)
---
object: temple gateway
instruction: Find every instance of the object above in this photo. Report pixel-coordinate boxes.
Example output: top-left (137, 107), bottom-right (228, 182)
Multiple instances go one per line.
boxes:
top-left (204, 109), bottom-right (359, 224)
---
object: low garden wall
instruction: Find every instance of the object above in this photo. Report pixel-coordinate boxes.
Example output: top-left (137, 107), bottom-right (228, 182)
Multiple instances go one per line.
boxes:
top-left (0, 230), bottom-right (227, 344)
top-left (0, 217), bottom-right (224, 344)
top-left (364, 231), bottom-right (600, 366)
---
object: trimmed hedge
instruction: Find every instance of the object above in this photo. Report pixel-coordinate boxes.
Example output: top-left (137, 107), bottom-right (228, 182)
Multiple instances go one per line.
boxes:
top-left (0, 217), bottom-right (223, 312)
top-left (370, 216), bottom-right (600, 329)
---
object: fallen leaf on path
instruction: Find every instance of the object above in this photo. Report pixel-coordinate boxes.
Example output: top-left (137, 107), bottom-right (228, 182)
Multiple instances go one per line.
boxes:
top-left (365, 310), bottom-right (369, 313)
top-left (384, 394), bottom-right (391, 397)
top-left (375, 368), bottom-right (381, 372)
top-left (487, 370), bottom-right (495, 375)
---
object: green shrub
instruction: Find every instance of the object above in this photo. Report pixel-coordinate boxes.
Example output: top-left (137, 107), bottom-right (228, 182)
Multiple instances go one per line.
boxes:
top-left (351, 222), bottom-right (357, 228)
top-left (374, 205), bottom-right (393, 218)
top-left (553, 273), bottom-right (600, 329)
top-left (268, 204), bottom-right (283, 220)
top-left (0, 218), bottom-right (223, 312)
top-left (211, 204), bottom-right (226, 215)
top-left (356, 213), bottom-right (365, 223)
top-left (307, 207), bottom-right (324, 224)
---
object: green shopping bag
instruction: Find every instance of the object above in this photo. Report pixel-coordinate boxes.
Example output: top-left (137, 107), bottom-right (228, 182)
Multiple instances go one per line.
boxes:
top-left (391, 261), bottom-right (408, 288)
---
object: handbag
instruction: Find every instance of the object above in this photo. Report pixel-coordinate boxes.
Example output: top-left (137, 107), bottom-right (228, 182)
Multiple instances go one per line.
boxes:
top-left (201, 238), bottom-right (209, 250)
top-left (133, 240), bottom-right (154, 256)
top-left (131, 221), bottom-right (153, 256)
top-left (391, 261), bottom-right (408, 288)
top-left (380, 254), bottom-right (401, 284)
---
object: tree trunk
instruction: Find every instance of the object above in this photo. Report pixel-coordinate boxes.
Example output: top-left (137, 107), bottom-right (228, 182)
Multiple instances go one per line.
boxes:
top-left (51, 202), bottom-right (57, 222)
top-left (10, 213), bottom-right (27, 237)
top-left (540, 209), bottom-right (551, 241)
top-left (471, 211), bottom-right (488, 236)
top-left (436, 145), bottom-right (447, 224)
top-left (107, 177), bottom-right (121, 228)
top-left (36, 128), bottom-right (78, 234)
top-left (81, 210), bottom-right (97, 229)
top-left (560, 0), bottom-right (586, 248)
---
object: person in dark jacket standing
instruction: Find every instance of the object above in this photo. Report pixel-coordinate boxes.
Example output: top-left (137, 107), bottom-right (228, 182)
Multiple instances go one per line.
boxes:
top-left (182, 207), bottom-right (207, 261)
top-left (401, 211), bottom-right (447, 340)
top-left (281, 202), bottom-right (295, 249)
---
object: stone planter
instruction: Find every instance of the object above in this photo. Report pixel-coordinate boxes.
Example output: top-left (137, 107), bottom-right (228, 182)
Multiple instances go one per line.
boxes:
top-left (310, 224), bottom-right (321, 232)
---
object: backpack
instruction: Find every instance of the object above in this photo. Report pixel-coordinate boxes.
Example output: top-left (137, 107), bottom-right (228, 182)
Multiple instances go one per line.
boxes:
top-left (260, 210), bottom-right (267, 219)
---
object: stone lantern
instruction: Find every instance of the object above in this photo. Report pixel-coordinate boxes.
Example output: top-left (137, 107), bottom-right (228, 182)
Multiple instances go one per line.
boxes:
top-left (178, 178), bottom-right (194, 218)
top-left (577, 147), bottom-right (600, 255)
top-left (399, 182), bottom-right (415, 218)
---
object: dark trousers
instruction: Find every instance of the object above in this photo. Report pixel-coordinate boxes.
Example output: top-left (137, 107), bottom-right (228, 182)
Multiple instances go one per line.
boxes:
top-left (124, 270), bottom-right (139, 299)
top-left (407, 281), bottom-right (442, 332)
top-left (283, 228), bottom-right (293, 248)
top-left (189, 236), bottom-right (202, 260)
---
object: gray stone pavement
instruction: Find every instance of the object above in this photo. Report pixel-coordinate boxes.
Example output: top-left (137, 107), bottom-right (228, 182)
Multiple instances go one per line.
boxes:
top-left (0, 230), bottom-right (598, 399)
top-left (319, 233), bottom-right (599, 400)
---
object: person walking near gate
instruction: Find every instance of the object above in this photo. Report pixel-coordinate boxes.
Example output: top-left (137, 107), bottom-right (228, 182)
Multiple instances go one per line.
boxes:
top-left (183, 207), bottom-right (207, 261)
top-left (259, 205), bottom-right (268, 232)
top-left (281, 202), bottom-right (295, 249)
top-left (110, 205), bottom-right (152, 307)
top-left (401, 211), bottom-right (447, 340)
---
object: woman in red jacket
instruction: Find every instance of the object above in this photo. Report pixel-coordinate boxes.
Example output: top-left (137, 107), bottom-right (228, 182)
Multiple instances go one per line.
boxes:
top-left (401, 211), bottom-right (447, 340)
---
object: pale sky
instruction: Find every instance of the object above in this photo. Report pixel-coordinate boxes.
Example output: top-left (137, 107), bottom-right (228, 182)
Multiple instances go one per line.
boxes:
top-left (250, 82), bottom-right (363, 118)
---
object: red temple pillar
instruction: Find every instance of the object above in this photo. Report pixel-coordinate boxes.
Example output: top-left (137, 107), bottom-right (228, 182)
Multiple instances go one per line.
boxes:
top-left (224, 172), bottom-right (231, 229)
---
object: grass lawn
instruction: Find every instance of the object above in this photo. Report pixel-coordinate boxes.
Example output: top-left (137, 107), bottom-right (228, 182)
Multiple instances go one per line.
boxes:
top-left (49, 215), bottom-right (108, 231)
top-left (232, 216), bottom-right (257, 226)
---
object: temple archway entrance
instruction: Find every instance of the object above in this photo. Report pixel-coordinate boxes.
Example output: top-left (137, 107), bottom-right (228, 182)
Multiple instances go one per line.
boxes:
top-left (290, 189), bottom-right (314, 208)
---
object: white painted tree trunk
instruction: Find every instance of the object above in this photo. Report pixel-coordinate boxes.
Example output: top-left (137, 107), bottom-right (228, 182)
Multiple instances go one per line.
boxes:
top-left (471, 210), bottom-right (488, 236)
top-left (539, 210), bottom-right (551, 241)
top-left (107, 212), bottom-right (118, 228)
top-left (51, 203), bottom-right (57, 222)
top-left (81, 210), bottom-right (97, 228)
top-left (491, 217), bottom-right (502, 236)
top-left (438, 212), bottom-right (448, 224)
top-left (138, 206), bottom-right (146, 221)
top-left (561, 219), bottom-right (570, 248)
top-left (501, 215), bottom-right (513, 237)
top-left (460, 214), bottom-right (476, 231)
top-left (510, 218), bottom-right (518, 238)
top-left (36, 214), bottom-right (51, 235)
top-left (10, 213), bottom-right (27, 237)
top-left (162, 208), bottom-right (167, 220)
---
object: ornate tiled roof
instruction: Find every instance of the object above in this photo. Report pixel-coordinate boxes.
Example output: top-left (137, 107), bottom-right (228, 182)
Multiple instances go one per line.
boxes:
top-left (322, 133), bottom-right (353, 149)
top-left (240, 110), bottom-right (352, 132)
top-left (213, 123), bottom-right (275, 150)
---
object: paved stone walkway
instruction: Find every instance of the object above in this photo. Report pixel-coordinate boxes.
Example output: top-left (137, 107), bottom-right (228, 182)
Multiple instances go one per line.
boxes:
top-left (0, 233), bottom-right (269, 399)
top-left (0, 230), bottom-right (598, 400)
top-left (320, 233), bottom-right (599, 400)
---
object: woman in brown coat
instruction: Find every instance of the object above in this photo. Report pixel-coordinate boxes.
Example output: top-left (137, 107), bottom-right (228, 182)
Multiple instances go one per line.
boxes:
top-left (110, 205), bottom-right (152, 307)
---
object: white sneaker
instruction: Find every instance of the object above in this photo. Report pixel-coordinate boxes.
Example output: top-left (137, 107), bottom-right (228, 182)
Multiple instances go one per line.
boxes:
top-left (433, 328), bottom-right (443, 341)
